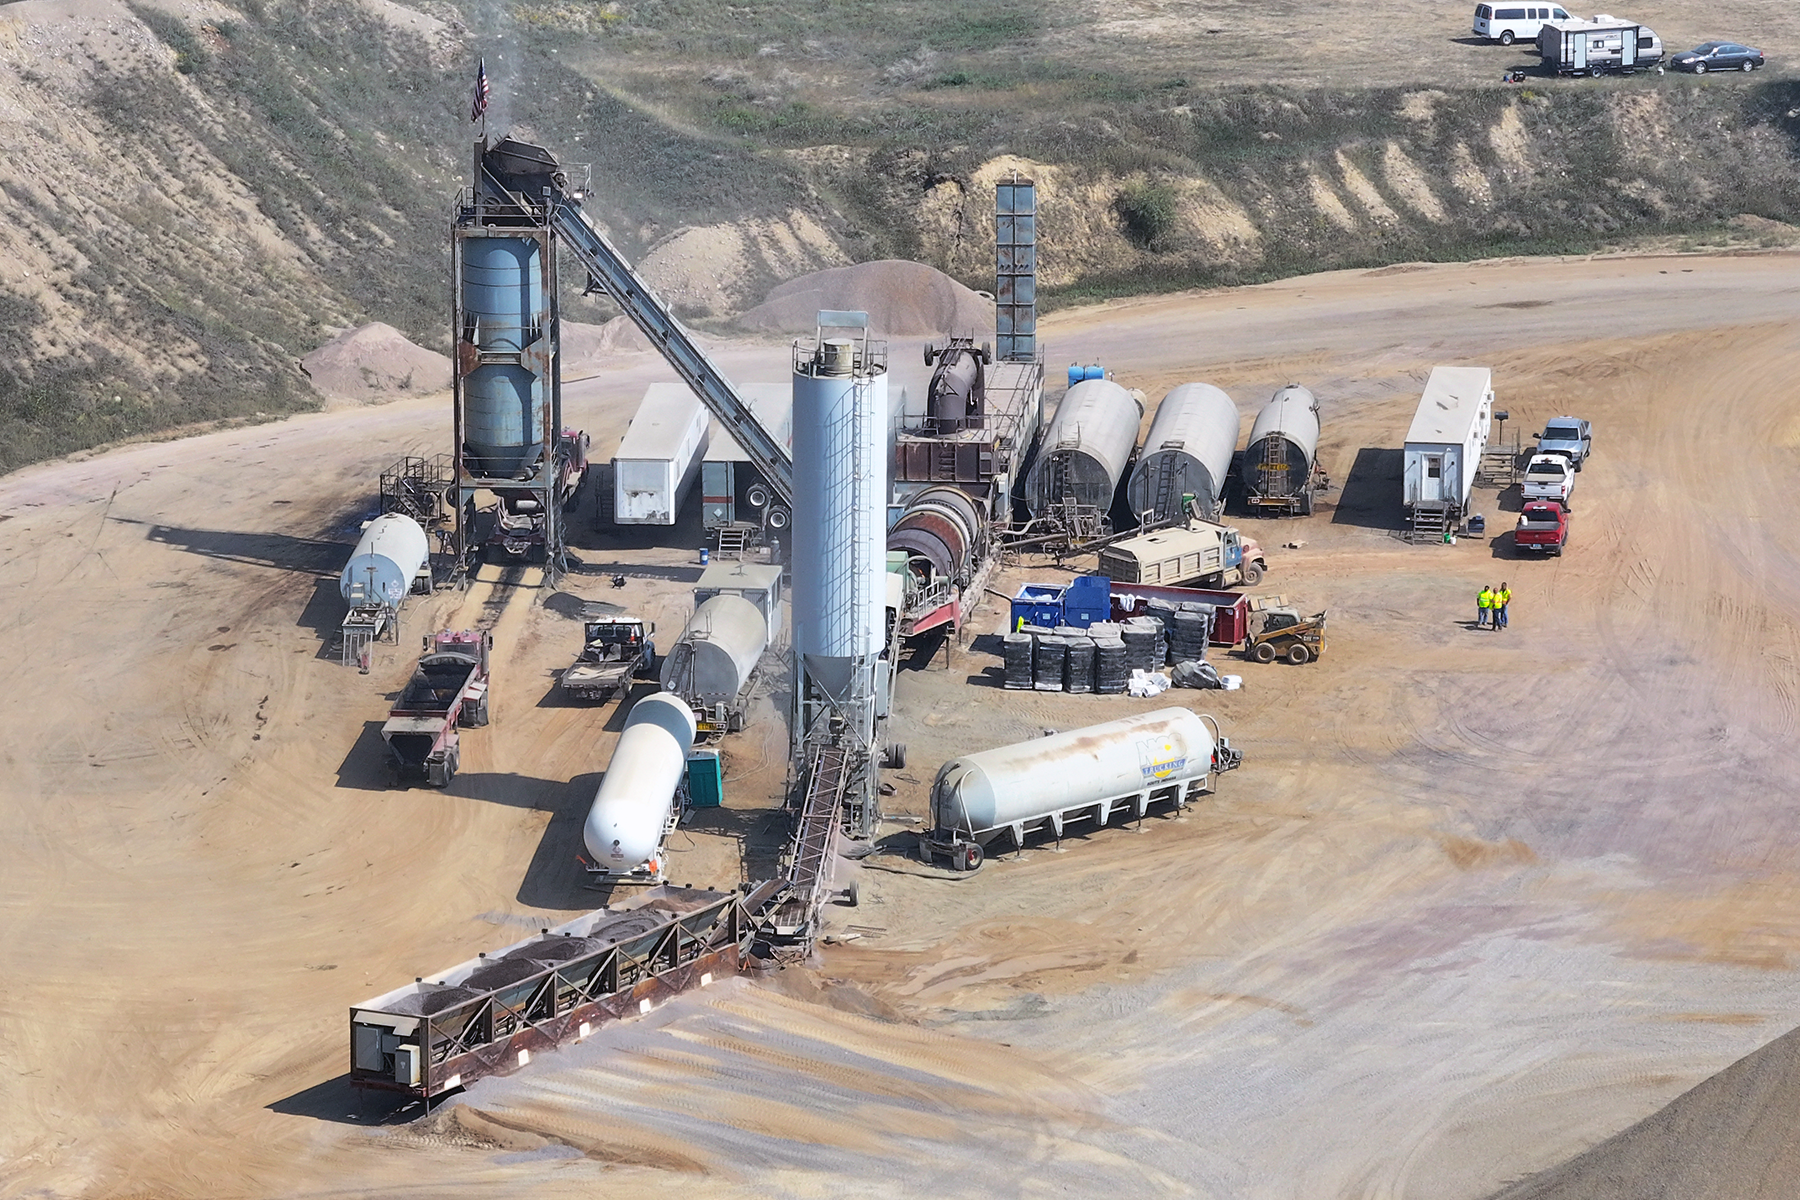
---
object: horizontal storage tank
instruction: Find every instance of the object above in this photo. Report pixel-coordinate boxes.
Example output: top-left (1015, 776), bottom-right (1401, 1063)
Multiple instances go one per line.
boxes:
top-left (660, 594), bottom-right (768, 707)
top-left (936, 705), bottom-right (1216, 845)
top-left (462, 237), bottom-right (547, 479)
top-left (582, 692), bottom-right (697, 877)
top-left (931, 707), bottom-right (1218, 841)
top-left (1243, 385), bottom-right (1320, 514)
top-left (1126, 383), bottom-right (1240, 525)
top-left (886, 485), bottom-right (986, 583)
top-left (339, 513), bottom-right (429, 607)
top-left (1024, 378), bottom-right (1143, 518)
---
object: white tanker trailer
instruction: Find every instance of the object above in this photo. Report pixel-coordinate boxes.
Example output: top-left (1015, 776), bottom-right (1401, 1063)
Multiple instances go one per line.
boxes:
top-left (338, 513), bottom-right (431, 663)
top-left (340, 513), bottom-right (430, 607)
top-left (920, 707), bottom-right (1241, 871)
top-left (582, 691), bottom-right (698, 883)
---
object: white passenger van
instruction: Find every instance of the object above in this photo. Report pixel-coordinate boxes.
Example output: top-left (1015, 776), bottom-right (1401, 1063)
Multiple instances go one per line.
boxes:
top-left (1473, 3), bottom-right (1574, 45)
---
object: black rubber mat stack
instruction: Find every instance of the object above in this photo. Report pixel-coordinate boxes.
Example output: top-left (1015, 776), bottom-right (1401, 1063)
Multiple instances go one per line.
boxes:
top-left (1121, 617), bottom-right (1161, 673)
top-left (1002, 632), bottom-right (1035, 689)
top-left (1033, 635), bottom-right (1067, 691)
top-left (1169, 607), bottom-right (1211, 664)
top-left (1064, 635), bottom-right (1096, 693)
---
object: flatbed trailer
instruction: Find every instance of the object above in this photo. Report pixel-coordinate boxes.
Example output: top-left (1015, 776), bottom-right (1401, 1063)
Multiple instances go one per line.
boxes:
top-left (381, 630), bottom-right (491, 787)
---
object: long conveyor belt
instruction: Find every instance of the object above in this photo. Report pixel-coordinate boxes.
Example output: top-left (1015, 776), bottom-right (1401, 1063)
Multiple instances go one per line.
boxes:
top-left (478, 165), bottom-right (794, 508)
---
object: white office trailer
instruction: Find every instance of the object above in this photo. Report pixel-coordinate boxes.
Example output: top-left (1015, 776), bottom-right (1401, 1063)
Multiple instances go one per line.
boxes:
top-left (1403, 366), bottom-right (1494, 531)
top-left (612, 383), bottom-right (711, 525)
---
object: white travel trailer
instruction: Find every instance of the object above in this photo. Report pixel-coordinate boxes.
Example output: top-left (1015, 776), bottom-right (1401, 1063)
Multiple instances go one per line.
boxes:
top-left (612, 383), bottom-right (711, 525)
top-left (1538, 17), bottom-right (1664, 75)
top-left (1403, 367), bottom-right (1494, 528)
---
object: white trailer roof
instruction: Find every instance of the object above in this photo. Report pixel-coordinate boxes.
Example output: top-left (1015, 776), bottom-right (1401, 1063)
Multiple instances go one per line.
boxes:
top-left (696, 560), bottom-right (783, 593)
top-left (704, 382), bottom-right (792, 463)
top-left (1405, 367), bottom-right (1492, 444)
top-left (616, 383), bottom-right (706, 461)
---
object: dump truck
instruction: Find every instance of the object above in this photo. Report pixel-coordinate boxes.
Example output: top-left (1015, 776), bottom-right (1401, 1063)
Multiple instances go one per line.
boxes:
top-left (381, 630), bottom-right (491, 787)
top-left (1245, 608), bottom-right (1325, 665)
top-left (1098, 518), bottom-right (1267, 590)
top-left (561, 616), bottom-right (655, 703)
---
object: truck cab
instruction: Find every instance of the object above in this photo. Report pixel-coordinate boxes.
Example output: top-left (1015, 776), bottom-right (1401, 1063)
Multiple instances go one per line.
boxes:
top-left (1535, 417), bottom-right (1592, 470)
top-left (1521, 454), bottom-right (1575, 508)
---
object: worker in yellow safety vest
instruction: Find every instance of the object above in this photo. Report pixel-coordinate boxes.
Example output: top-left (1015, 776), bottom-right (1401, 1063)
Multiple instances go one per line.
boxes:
top-left (1477, 585), bottom-right (1495, 628)
top-left (1494, 583), bottom-right (1512, 631)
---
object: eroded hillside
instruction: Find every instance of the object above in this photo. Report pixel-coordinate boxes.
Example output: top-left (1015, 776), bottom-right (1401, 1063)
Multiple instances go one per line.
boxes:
top-left (1, 0), bottom-right (1798, 470)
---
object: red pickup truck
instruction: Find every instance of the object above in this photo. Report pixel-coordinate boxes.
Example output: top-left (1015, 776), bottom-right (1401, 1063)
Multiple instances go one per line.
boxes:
top-left (1514, 501), bottom-right (1569, 556)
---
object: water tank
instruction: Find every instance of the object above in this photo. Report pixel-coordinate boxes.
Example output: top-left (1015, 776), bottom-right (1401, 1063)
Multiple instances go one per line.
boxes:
top-left (462, 237), bottom-right (546, 478)
top-left (582, 692), bottom-right (696, 877)
top-left (661, 594), bottom-right (768, 706)
top-left (1126, 383), bottom-right (1240, 525)
top-left (1024, 378), bottom-right (1143, 518)
top-left (930, 707), bottom-right (1217, 838)
top-left (792, 338), bottom-right (888, 696)
top-left (886, 486), bottom-right (985, 583)
top-left (339, 513), bottom-right (429, 607)
top-left (1243, 385), bottom-right (1321, 509)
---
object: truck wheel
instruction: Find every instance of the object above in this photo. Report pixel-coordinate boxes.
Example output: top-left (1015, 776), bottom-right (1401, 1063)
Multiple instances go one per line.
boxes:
top-left (1589, 66), bottom-right (1603, 77)
top-left (1286, 643), bottom-right (1312, 666)
top-left (1252, 641), bottom-right (1277, 664)
top-left (1499, 29), bottom-right (1514, 45)
top-left (1242, 561), bottom-right (1264, 587)
top-left (961, 843), bottom-right (984, 872)
top-left (918, 837), bottom-right (936, 865)
top-left (883, 743), bottom-right (907, 770)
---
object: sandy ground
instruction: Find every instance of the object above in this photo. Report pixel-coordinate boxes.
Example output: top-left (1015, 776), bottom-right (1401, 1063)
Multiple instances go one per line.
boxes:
top-left (4, 251), bottom-right (1800, 1197)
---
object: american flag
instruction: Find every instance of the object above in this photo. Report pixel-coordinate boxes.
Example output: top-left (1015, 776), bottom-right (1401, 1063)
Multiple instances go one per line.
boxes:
top-left (471, 58), bottom-right (490, 123)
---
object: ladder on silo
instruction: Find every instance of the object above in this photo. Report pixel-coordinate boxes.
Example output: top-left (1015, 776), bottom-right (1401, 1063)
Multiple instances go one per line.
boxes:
top-left (480, 166), bottom-right (794, 507)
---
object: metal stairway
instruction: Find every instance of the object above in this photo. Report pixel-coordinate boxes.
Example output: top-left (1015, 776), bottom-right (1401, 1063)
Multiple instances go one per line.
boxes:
top-left (481, 165), bottom-right (793, 506)
top-left (1409, 505), bottom-right (1450, 543)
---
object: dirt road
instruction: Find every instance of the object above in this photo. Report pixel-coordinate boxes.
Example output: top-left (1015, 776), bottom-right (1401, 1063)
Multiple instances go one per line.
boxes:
top-left (4, 251), bottom-right (1800, 1197)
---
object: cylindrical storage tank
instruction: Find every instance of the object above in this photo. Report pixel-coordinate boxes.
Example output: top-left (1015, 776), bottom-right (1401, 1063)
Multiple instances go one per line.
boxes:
top-left (339, 513), bottom-right (429, 607)
top-left (1243, 385), bottom-right (1320, 510)
top-left (791, 341), bottom-right (889, 695)
top-left (1024, 378), bottom-right (1143, 518)
top-left (661, 594), bottom-right (768, 706)
top-left (927, 349), bottom-right (983, 427)
top-left (462, 238), bottom-right (547, 478)
top-left (1126, 383), bottom-right (1240, 525)
top-left (931, 707), bottom-right (1217, 838)
top-left (886, 485), bottom-right (985, 583)
top-left (582, 692), bottom-right (697, 876)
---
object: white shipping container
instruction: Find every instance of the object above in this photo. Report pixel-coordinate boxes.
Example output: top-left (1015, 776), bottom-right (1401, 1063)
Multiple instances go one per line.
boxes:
top-left (1403, 366), bottom-right (1494, 519)
top-left (613, 384), bottom-right (711, 525)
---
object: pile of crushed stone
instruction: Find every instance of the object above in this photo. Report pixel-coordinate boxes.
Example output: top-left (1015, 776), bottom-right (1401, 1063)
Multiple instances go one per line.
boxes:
top-left (300, 322), bottom-right (449, 403)
top-left (562, 317), bottom-right (652, 379)
top-left (735, 259), bottom-right (995, 338)
top-left (1493, 1021), bottom-right (1800, 1199)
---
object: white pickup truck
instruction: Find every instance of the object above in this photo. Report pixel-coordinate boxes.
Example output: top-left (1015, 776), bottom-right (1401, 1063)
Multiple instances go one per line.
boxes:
top-left (1521, 454), bottom-right (1575, 509)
